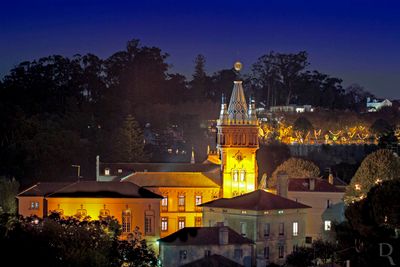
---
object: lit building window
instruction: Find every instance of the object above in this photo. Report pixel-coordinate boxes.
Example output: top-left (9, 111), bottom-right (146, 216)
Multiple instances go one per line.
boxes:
top-left (195, 216), bottom-right (202, 227)
top-left (122, 209), bottom-right (132, 233)
top-left (104, 168), bottom-right (110, 175)
top-left (145, 210), bottom-right (155, 236)
top-left (278, 245), bottom-right (284, 258)
top-left (117, 169), bottom-right (123, 173)
top-left (232, 169), bottom-right (239, 182)
top-left (161, 217), bottom-right (168, 231)
top-left (264, 246), bottom-right (269, 259)
top-left (355, 183), bottom-right (361, 191)
top-left (161, 196), bottom-right (168, 212)
top-left (293, 222), bottom-right (298, 236)
top-left (324, 220), bottom-right (331, 231)
top-left (178, 195), bottom-right (185, 211)
top-left (278, 210), bottom-right (284, 214)
top-left (279, 222), bottom-right (285, 236)
top-left (240, 222), bottom-right (247, 236)
top-left (195, 195), bottom-right (202, 211)
top-left (30, 201), bottom-right (39, 210)
top-left (178, 217), bottom-right (185, 230)
top-left (240, 170), bottom-right (246, 182)
top-left (264, 223), bottom-right (270, 237)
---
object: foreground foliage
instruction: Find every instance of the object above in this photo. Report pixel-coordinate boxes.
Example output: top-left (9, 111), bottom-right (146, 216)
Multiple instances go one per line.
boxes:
top-left (0, 213), bottom-right (158, 267)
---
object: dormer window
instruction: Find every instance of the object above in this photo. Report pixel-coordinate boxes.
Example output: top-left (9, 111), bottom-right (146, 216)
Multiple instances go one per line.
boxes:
top-left (104, 168), bottom-right (110, 176)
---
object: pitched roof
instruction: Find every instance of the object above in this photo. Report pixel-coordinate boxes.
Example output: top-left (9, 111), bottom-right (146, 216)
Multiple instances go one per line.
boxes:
top-left (18, 182), bottom-right (70, 197)
top-left (46, 181), bottom-right (162, 198)
top-left (122, 172), bottom-right (220, 188)
top-left (201, 189), bottom-right (310, 211)
top-left (100, 162), bottom-right (220, 175)
top-left (288, 178), bottom-right (345, 193)
top-left (158, 227), bottom-right (253, 245)
top-left (181, 254), bottom-right (244, 267)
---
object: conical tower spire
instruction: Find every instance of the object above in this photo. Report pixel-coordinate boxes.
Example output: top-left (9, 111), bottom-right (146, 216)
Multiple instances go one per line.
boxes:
top-left (227, 81), bottom-right (248, 124)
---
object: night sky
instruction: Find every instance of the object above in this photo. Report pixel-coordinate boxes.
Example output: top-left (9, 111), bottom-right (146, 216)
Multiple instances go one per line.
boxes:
top-left (1, 0), bottom-right (400, 99)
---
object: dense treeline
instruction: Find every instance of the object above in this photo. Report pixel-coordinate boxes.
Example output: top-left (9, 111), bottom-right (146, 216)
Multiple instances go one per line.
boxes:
top-left (0, 39), bottom-right (378, 186)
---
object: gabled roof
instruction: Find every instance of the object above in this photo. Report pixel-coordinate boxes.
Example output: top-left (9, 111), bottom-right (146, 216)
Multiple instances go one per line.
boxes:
top-left (18, 182), bottom-right (70, 197)
top-left (47, 181), bottom-right (162, 198)
top-left (100, 162), bottom-right (220, 175)
top-left (158, 227), bottom-right (253, 245)
top-left (288, 178), bottom-right (345, 193)
top-left (201, 189), bottom-right (310, 211)
top-left (181, 254), bottom-right (244, 267)
top-left (122, 172), bottom-right (220, 188)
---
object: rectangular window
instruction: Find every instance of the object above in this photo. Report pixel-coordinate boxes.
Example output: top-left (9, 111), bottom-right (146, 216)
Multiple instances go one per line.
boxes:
top-left (278, 245), bottom-right (284, 258)
top-left (144, 212), bottom-right (155, 236)
top-left (122, 210), bottom-right (131, 233)
top-left (305, 236), bottom-right (312, 244)
top-left (205, 250), bottom-right (211, 257)
top-left (293, 222), bottom-right (298, 236)
top-left (240, 222), bottom-right (247, 236)
top-left (324, 220), bottom-right (331, 231)
top-left (179, 250), bottom-right (187, 260)
top-left (240, 170), bottom-right (246, 182)
top-left (264, 223), bottom-right (270, 237)
top-left (195, 216), bottom-right (202, 227)
top-left (195, 195), bottom-right (202, 211)
top-left (161, 196), bottom-right (168, 212)
top-left (178, 195), bottom-right (185, 211)
top-left (233, 169), bottom-right (238, 182)
top-left (35, 202), bottom-right (39, 209)
top-left (104, 168), bottom-right (110, 175)
top-left (264, 246), bottom-right (269, 259)
top-left (178, 217), bottom-right (185, 230)
top-left (161, 217), bottom-right (168, 231)
top-left (279, 222), bottom-right (285, 236)
top-left (293, 245), bottom-right (298, 252)
top-left (234, 249), bottom-right (243, 259)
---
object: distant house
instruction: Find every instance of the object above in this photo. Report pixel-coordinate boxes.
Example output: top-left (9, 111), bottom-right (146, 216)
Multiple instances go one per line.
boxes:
top-left (17, 181), bottom-right (162, 246)
top-left (200, 189), bottom-right (310, 266)
top-left (366, 97), bottom-right (392, 112)
top-left (158, 226), bottom-right (254, 267)
top-left (270, 105), bottom-right (314, 113)
top-left (286, 176), bottom-right (345, 242)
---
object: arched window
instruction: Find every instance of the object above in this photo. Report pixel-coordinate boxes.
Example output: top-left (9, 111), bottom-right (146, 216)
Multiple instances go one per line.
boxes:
top-left (122, 209), bottom-right (132, 233)
top-left (232, 169), bottom-right (239, 182)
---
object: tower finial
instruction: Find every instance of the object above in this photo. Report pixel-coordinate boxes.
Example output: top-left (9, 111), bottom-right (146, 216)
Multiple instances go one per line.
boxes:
top-left (191, 147), bottom-right (195, 164)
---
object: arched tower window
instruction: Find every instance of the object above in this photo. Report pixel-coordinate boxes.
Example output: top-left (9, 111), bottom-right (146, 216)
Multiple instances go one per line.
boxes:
top-left (232, 169), bottom-right (239, 182)
top-left (240, 170), bottom-right (246, 182)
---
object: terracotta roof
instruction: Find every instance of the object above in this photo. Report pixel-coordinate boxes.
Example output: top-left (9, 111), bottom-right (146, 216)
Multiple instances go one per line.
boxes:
top-left (158, 227), bottom-right (253, 245)
top-left (288, 178), bottom-right (345, 192)
top-left (18, 182), bottom-right (70, 197)
top-left (201, 189), bottom-right (310, 211)
top-left (46, 181), bottom-right (162, 198)
top-left (122, 172), bottom-right (220, 188)
top-left (181, 254), bottom-right (244, 267)
top-left (100, 162), bottom-right (220, 175)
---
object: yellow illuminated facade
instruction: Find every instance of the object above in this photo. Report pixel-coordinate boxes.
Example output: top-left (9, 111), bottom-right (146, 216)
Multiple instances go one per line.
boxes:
top-left (217, 80), bottom-right (260, 198)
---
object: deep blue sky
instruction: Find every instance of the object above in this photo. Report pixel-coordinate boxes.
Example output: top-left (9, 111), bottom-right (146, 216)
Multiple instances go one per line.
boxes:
top-left (1, 0), bottom-right (400, 99)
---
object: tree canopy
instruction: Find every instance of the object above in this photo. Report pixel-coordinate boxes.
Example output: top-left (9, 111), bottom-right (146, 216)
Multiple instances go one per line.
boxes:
top-left (345, 149), bottom-right (400, 204)
top-left (268, 157), bottom-right (320, 188)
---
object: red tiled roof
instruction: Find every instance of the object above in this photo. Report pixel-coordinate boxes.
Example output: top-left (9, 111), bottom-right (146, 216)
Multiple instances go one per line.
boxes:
top-left (181, 254), bottom-right (244, 267)
top-left (158, 227), bottom-right (253, 245)
top-left (288, 178), bottom-right (345, 192)
top-left (200, 189), bottom-right (310, 211)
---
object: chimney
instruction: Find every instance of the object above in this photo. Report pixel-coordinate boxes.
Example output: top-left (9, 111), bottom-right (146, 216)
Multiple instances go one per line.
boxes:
top-left (219, 226), bottom-right (229, 245)
top-left (277, 171), bottom-right (288, 198)
top-left (309, 178), bottom-right (315, 191)
top-left (328, 173), bottom-right (334, 185)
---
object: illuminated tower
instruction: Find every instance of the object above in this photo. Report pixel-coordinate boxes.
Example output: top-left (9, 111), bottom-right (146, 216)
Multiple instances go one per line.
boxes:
top-left (217, 66), bottom-right (259, 198)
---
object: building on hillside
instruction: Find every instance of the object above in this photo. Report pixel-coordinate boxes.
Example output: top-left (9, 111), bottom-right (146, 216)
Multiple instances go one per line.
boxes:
top-left (269, 105), bottom-right (314, 113)
top-left (200, 189), bottom-right (310, 266)
top-left (158, 226), bottom-right (254, 267)
top-left (366, 97), bottom-right (392, 112)
top-left (17, 181), bottom-right (162, 246)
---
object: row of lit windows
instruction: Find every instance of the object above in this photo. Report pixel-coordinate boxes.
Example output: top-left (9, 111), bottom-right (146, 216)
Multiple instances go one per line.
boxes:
top-left (179, 248), bottom-right (245, 261)
top-left (232, 169), bottom-right (246, 182)
top-left (161, 195), bottom-right (208, 212)
top-left (29, 201), bottom-right (40, 210)
top-left (237, 222), bottom-right (300, 237)
top-left (161, 216), bottom-right (202, 231)
top-left (217, 133), bottom-right (258, 146)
